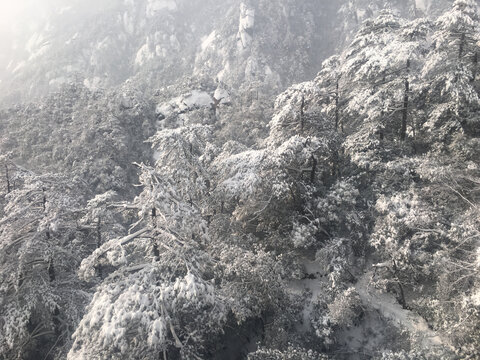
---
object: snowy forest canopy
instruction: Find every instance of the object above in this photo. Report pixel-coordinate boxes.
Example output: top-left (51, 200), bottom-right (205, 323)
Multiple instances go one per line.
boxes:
top-left (0, 0), bottom-right (480, 359)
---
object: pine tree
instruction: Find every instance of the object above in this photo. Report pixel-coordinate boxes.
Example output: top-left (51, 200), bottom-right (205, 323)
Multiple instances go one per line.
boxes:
top-left (0, 169), bottom-right (93, 360)
top-left (420, 0), bottom-right (480, 146)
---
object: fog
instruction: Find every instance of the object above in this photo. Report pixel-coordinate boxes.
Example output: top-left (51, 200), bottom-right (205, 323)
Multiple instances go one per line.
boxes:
top-left (0, 0), bottom-right (116, 81)
top-left (0, 1), bottom-right (55, 80)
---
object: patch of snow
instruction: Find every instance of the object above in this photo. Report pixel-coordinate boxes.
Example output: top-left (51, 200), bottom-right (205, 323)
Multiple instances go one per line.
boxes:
top-left (28, 42), bottom-right (51, 61)
top-left (153, 150), bottom-right (162, 162)
top-left (287, 260), bottom-right (326, 333)
top-left (217, 61), bottom-right (231, 82)
top-left (357, 9), bottom-right (366, 20)
top-left (135, 42), bottom-right (155, 66)
top-left (355, 271), bottom-right (451, 350)
top-left (155, 103), bottom-right (174, 117)
top-left (66, 32), bottom-right (79, 45)
top-left (183, 90), bottom-right (212, 108)
top-left (245, 57), bottom-right (259, 81)
top-left (12, 61), bottom-right (26, 74)
top-left (201, 30), bottom-right (217, 52)
top-left (169, 34), bottom-right (180, 51)
top-left (415, 0), bottom-right (429, 12)
top-left (49, 77), bottom-right (68, 87)
top-left (237, 3), bottom-right (255, 51)
top-left (26, 32), bottom-right (46, 54)
top-left (146, 0), bottom-right (177, 18)
top-left (214, 87), bottom-right (231, 104)
top-left (83, 77), bottom-right (103, 91)
top-left (155, 91), bottom-right (213, 117)
top-left (123, 12), bottom-right (134, 35)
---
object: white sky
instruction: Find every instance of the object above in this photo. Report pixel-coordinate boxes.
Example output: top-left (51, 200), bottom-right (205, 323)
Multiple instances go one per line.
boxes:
top-left (0, 0), bottom-right (118, 72)
top-left (0, 2), bottom-right (31, 31)
top-left (0, 1), bottom-right (51, 70)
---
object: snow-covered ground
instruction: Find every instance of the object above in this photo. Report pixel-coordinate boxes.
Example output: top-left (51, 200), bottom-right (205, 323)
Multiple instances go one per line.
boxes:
top-left (355, 271), bottom-right (451, 351)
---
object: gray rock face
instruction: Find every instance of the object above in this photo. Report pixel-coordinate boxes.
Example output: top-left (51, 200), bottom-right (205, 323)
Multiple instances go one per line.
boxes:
top-left (1, 0), bottom-right (424, 105)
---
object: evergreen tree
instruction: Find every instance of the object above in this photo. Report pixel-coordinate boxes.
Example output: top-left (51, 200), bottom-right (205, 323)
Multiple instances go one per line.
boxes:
top-left (0, 169), bottom-right (93, 360)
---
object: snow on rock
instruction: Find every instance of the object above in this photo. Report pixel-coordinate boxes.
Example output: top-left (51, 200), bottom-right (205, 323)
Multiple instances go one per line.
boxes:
top-left (123, 12), bottom-right (135, 35)
top-left (182, 90), bottom-right (212, 108)
top-left (214, 87), bottom-right (231, 104)
top-left (244, 57), bottom-right (259, 82)
top-left (48, 77), bottom-right (68, 87)
top-left (146, 0), bottom-right (177, 18)
top-left (201, 30), bottom-right (217, 52)
top-left (65, 32), bottom-right (79, 45)
top-left (155, 90), bottom-right (213, 117)
top-left (136, 32), bottom-right (181, 65)
top-left (415, 0), bottom-right (430, 12)
top-left (83, 77), bottom-right (103, 91)
top-left (216, 61), bottom-right (231, 83)
top-left (135, 40), bottom-right (155, 66)
top-left (472, 288), bottom-right (480, 306)
top-left (26, 32), bottom-right (52, 61)
top-left (237, 3), bottom-right (255, 51)
top-left (26, 32), bottom-right (46, 54)
top-left (12, 61), bottom-right (26, 74)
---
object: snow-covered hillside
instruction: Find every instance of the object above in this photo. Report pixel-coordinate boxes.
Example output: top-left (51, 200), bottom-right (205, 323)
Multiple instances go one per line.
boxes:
top-left (1, 1), bottom-right (479, 359)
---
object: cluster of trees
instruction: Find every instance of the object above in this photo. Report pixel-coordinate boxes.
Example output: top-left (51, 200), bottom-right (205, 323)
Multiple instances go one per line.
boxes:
top-left (0, 0), bottom-right (479, 359)
top-left (0, 82), bottom-right (156, 195)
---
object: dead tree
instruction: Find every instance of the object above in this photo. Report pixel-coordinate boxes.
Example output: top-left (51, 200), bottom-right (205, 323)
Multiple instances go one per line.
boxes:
top-left (211, 97), bottom-right (223, 116)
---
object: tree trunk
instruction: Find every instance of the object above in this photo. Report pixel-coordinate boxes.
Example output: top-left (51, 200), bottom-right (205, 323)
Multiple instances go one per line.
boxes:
top-left (152, 239), bottom-right (160, 261)
top-left (300, 95), bottom-right (305, 133)
top-left (472, 51), bottom-right (478, 83)
top-left (48, 259), bottom-right (56, 282)
top-left (96, 217), bottom-right (102, 248)
top-left (42, 188), bottom-right (47, 212)
top-left (379, 86), bottom-right (385, 140)
top-left (5, 164), bottom-right (10, 194)
top-left (335, 80), bottom-right (339, 131)
top-left (310, 155), bottom-right (317, 183)
top-left (401, 60), bottom-right (410, 141)
top-left (152, 207), bottom-right (157, 225)
top-left (392, 260), bottom-right (407, 309)
top-left (459, 33), bottom-right (466, 60)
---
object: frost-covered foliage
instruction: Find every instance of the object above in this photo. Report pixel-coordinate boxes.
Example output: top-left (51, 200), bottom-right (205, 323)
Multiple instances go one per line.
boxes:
top-left (420, 0), bottom-right (480, 144)
top-left (327, 287), bottom-right (363, 328)
top-left (1, 0), bottom-right (480, 359)
top-left (148, 124), bottom-right (213, 201)
top-left (71, 127), bottom-right (227, 359)
top-left (0, 83), bottom-right (156, 195)
top-left (248, 345), bottom-right (330, 360)
top-left (0, 169), bottom-right (93, 360)
top-left (70, 267), bottom-right (226, 359)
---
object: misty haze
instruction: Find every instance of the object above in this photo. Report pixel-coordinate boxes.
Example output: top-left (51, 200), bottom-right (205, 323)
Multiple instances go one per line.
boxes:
top-left (0, 1), bottom-right (479, 359)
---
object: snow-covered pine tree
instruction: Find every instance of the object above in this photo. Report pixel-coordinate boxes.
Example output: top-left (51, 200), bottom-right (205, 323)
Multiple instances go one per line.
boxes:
top-left (420, 0), bottom-right (480, 147)
top-left (70, 126), bottom-right (227, 359)
top-left (0, 169), bottom-right (94, 360)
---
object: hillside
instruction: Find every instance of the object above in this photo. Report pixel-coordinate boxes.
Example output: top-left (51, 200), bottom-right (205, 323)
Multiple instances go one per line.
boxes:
top-left (0, 1), bottom-right (479, 359)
